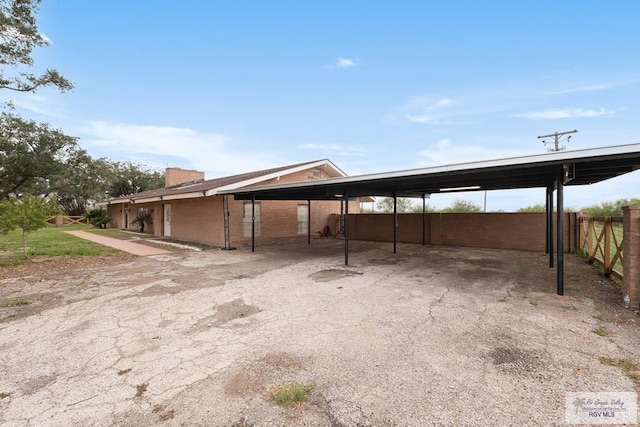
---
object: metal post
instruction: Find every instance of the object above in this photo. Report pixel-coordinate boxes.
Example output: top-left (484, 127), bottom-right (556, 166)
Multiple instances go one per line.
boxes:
top-left (251, 195), bottom-right (255, 253)
top-left (344, 192), bottom-right (349, 266)
top-left (422, 194), bottom-right (426, 246)
top-left (556, 166), bottom-right (564, 295)
top-left (307, 199), bottom-right (311, 245)
top-left (393, 191), bottom-right (398, 254)
top-left (546, 182), bottom-right (554, 268)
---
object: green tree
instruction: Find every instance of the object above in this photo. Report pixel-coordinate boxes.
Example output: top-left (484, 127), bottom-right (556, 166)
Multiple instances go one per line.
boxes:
top-left (85, 207), bottom-right (110, 229)
top-left (106, 161), bottom-right (165, 198)
top-left (0, 0), bottom-right (73, 93)
top-left (1, 1), bottom-right (77, 200)
top-left (441, 199), bottom-right (482, 213)
top-left (517, 204), bottom-right (546, 213)
top-left (0, 193), bottom-right (58, 256)
top-left (0, 109), bottom-right (79, 200)
top-left (580, 198), bottom-right (640, 217)
top-left (54, 151), bottom-right (112, 214)
top-left (375, 197), bottom-right (417, 213)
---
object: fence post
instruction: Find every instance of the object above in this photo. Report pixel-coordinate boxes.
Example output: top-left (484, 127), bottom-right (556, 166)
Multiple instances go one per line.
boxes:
top-left (622, 205), bottom-right (640, 310)
top-left (603, 217), bottom-right (612, 276)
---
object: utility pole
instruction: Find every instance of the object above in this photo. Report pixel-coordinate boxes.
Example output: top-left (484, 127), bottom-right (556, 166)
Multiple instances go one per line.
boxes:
top-left (537, 129), bottom-right (577, 152)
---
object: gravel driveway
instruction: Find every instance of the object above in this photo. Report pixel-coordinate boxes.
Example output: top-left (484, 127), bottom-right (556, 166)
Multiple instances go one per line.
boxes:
top-left (1, 239), bottom-right (639, 426)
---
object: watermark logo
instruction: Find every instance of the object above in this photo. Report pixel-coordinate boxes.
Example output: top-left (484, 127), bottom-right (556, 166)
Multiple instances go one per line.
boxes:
top-left (566, 392), bottom-right (637, 424)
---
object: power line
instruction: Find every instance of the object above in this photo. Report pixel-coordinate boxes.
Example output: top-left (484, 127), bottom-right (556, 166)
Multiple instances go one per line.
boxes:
top-left (537, 129), bottom-right (578, 152)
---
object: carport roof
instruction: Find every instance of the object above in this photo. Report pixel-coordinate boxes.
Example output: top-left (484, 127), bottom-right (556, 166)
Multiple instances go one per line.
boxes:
top-left (224, 143), bottom-right (640, 200)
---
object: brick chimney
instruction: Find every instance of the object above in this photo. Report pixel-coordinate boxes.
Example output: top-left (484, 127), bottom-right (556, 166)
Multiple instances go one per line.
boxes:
top-left (165, 167), bottom-right (205, 187)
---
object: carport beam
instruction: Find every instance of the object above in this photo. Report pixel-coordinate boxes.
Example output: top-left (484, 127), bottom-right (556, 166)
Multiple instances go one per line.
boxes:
top-left (556, 167), bottom-right (564, 295)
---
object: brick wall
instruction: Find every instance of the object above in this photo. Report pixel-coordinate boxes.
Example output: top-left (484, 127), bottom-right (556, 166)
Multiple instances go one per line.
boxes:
top-left (333, 212), bottom-right (578, 252)
top-left (165, 168), bottom-right (205, 187)
top-left (623, 206), bottom-right (640, 309)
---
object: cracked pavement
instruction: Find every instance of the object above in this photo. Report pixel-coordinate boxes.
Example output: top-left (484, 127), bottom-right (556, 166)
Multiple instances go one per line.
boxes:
top-left (0, 240), bottom-right (639, 426)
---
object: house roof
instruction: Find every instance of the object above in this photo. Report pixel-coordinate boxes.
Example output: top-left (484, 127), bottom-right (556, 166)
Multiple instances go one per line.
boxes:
top-left (223, 143), bottom-right (640, 200)
top-left (104, 159), bottom-right (345, 205)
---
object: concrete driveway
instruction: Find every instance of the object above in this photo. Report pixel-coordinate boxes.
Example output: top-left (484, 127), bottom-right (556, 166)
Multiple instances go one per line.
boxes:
top-left (0, 240), bottom-right (638, 426)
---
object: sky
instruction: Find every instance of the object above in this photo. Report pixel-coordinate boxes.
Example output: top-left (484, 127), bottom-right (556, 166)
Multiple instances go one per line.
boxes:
top-left (5, 0), bottom-right (640, 211)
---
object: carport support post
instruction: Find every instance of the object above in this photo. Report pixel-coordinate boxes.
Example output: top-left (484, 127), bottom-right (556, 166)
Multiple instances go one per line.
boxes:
top-left (393, 191), bottom-right (398, 254)
top-left (546, 182), bottom-right (554, 268)
top-left (344, 192), bottom-right (349, 265)
top-left (307, 199), bottom-right (311, 245)
top-left (556, 166), bottom-right (564, 295)
top-left (251, 195), bottom-right (256, 253)
top-left (422, 194), bottom-right (426, 246)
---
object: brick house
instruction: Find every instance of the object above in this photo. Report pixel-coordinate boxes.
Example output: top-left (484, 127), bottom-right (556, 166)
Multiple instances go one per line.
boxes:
top-left (103, 160), bottom-right (358, 247)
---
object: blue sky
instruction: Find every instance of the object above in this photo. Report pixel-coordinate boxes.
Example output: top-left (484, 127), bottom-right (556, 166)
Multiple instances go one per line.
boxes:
top-left (6, 1), bottom-right (640, 211)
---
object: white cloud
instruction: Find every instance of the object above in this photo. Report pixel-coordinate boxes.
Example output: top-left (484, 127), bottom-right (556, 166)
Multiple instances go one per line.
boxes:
top-left (325, 57), bottom-right (361, 70)
top-left (298, 143), bottom-right (365, 156)
top-left (545, 84), bottom-right (612, 96)
top-left (405, 114), bottom-right (438, 123)
top-left (417, 138), bottom-right (528, 166)
top-left (400, 97), bottom-right (454, 124)
top-left (544, 79), bottom-right (640, 95)
top-left (513, 108), bottom-right (615, 120)
top-left (82, 121), bottom-right (277, 176)
top-left (8, 94), bottom-right (60, 117)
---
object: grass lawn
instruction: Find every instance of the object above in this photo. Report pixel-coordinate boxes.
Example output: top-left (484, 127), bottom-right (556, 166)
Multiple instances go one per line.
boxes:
top-left (0, 224), bottom-right (119, 265)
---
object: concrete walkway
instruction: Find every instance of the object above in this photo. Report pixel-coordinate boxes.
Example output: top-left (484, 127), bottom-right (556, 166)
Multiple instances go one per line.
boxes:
top-left (65, 230), bottom-right (171, 256)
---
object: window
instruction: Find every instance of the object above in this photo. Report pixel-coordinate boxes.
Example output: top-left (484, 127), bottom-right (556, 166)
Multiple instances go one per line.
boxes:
top-left (243, 202), bottom-right (261, 237)
top-left (297, 204), bottom-right (309, 234)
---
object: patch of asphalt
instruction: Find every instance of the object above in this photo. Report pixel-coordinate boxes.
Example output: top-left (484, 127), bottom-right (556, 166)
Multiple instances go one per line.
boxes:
top-left (0, 241), bottom-right (638, 426)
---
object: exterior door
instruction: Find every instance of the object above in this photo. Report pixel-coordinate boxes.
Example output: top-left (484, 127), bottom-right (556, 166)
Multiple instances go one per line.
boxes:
top-left (122, 204), bottom-right (129, 230)
top-left (297, 204), bottom-right (309, 234)
top-left (163, 204), bottom-right (171, 237)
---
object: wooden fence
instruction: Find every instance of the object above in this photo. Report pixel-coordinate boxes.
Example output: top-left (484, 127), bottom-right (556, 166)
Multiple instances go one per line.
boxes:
top-left (45, 215), bottom-right (88, 227)
top-left (578, 215), bottom-right (623, 279)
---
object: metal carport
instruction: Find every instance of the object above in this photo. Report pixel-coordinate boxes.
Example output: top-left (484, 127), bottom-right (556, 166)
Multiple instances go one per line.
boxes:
top-left (222, 143), bottom-right (640, 296)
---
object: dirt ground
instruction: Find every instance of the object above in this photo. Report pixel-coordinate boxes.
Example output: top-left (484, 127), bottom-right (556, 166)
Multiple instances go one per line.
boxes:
top-left (0, 239), bottom-right (639, 426)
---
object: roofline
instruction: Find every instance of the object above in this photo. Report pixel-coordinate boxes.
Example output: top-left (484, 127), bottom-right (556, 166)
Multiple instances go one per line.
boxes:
top-left (221, 143), bottom-right (640, 195)
top-left (205, 159), bottom-right (345, 196)
top-left (102, 159), bottom-right (346, 204)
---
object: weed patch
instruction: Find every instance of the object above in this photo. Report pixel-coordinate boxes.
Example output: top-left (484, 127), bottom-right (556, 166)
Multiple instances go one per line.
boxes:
top-left (1, 299), bottom-right (32, 308)
top-left (599, 357), bottom-right (640, 384)
top-left (0, 392), bottom-right (11, 399)
top-left (592, 314), bottom-right (613, 322)
top-left (592, 327), bottom-right (610, 337)
top-left (269, 381), bottom-right (315, 407)
top-left (529, 300), bottom-right (538, 307)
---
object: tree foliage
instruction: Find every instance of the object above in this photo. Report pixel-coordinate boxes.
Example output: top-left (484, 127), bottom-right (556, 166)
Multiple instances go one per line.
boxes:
top-left (375, 197), bottom-right (417, 213)
top-left (0, 193), bottom-right (58, 256)
top-left (580, 198), bottom-right (640, 217)
top-left (441, 199), bottom-right (482, 213)
top-left (107, 161), bottom-right (165, 198)
top-left (54, 151), bottom-right (112, 214)
top-left (0, 108), bottom-right (79, 200)
top-left (85, 207), bottom-right (110, 229)
top-left (517, 204), bottom-right (546, 213)
top-left (0, 0), bottom-right (73, 92)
